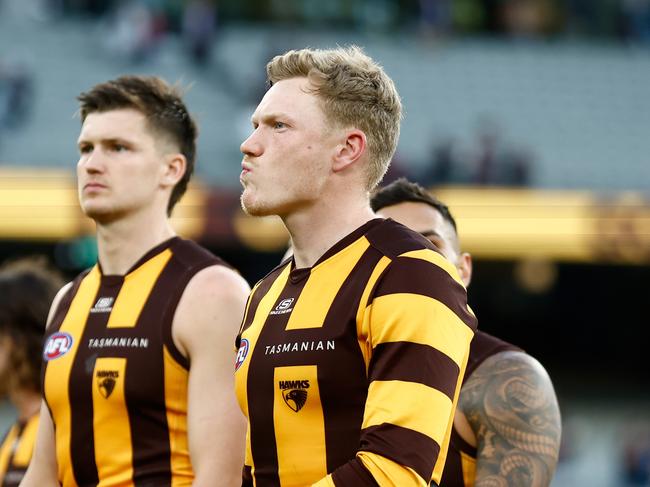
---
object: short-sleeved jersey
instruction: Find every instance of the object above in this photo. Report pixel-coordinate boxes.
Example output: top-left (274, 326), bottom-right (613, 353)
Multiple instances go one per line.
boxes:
top-left (42, 237), bottom-right (224, 487)
top-left (235, 218), bottom-right (477, 487)
top-left (0, 414), bottom-right (38, 487)
top-left (438, 331), bottom-right (522, 487)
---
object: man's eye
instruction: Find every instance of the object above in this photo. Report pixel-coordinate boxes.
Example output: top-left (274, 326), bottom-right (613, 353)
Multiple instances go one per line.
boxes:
top-left (274, 122), bottom-right (286, 129)
top-left (79, 145), bottom-right (92, 154)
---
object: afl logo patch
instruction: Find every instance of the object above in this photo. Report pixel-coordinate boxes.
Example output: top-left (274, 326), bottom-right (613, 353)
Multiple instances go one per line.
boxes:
top-left (43, 332), bottom-right (74, 361)
top-left (235, 338), bottom-right (249, 371)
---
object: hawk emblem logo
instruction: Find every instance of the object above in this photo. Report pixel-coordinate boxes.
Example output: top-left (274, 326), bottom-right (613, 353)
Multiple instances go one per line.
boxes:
top-left (279, 379), bottom-right (310, 412)
top-left (96, 370), bottom-right (119, 399)
top-left (283, 389), bottom-right (308, 412)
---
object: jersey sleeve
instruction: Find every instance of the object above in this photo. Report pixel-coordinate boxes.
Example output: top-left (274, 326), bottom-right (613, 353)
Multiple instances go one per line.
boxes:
top-left (317, 248), bottom-right (477, 486)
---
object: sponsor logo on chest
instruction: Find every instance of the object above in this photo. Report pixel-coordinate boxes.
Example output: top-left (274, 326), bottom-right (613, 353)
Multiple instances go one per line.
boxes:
top-left (90, 296), bottom-right (114, 313)
top-left (269, 298), bottom-right (294, 316)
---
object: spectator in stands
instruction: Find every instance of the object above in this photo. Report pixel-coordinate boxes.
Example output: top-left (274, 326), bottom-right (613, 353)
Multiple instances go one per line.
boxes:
top-left (182, 0), bottom-right (217, 66)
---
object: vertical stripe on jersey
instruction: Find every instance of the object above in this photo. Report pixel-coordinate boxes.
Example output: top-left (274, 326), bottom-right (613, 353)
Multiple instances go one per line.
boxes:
top-left (286, 238), bottom-right (369, 330)
top-left (274, 365), bottom-right (326, 485)
top-left (460, 451), bottom-right (476, 487)
top-left (45, 265), bottom-right (101, 487)
top-left (236, 265), bottom-right (292, 483)
top-left (318, 246), bottom-right (384, 474)
top-left (12, 416), bottom-right (38, 466)
top-left (163, 346), bottom-right (193, 487)
top-left (107, 249), bottom-right (172, 329)
top-left (92, 357), bottom-right (133, 486)
top-left (0, 426), bottom-right (18, 478)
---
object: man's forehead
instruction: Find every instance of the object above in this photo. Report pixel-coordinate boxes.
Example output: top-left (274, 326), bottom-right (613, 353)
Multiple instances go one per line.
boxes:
top-left (79, 109), bottom-right (148, 139)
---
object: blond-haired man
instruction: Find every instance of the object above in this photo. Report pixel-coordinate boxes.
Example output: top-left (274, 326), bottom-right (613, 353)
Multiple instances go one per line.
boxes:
top-left (235, 46), bottom-right (477, 486)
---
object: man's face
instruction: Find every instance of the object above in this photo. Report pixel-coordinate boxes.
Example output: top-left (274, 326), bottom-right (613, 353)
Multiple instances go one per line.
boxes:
top-left (239, 77), bottom-right (337, 218)
top-left (77, 109), bottom-right (169, 223)
top-left (377, 201), bottom-right (471, 286)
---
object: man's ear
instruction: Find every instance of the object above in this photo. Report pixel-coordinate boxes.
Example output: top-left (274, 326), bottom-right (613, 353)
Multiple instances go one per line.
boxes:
top-left (332, 129), bottom-right (366, 173)
top-left (457, 252), bottom-right (473, 288)
top-left (161, 153), bottom-right (187, 188)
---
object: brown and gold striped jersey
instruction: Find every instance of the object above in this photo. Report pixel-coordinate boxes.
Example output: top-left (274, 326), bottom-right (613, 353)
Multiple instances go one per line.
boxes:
top-left (0, 414), bottom-right (38, 487)
top-left (235, 218), bottom-right (477, 487)
top-left (42, 237), bottom-right (225, 487)
top-left (438, 331), bottom-right (522, 487)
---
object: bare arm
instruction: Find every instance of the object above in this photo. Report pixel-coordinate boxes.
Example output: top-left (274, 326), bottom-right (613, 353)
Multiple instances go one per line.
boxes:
top-left (20, 282), bottom-right (73, 487)
top-left (173, 266), bottom-right (250, 487)
top-left (459, 351), bottom-right (561, 487)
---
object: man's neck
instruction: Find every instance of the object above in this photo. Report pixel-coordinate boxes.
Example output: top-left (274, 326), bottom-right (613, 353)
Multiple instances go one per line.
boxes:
top-left (286, 195), bottom-right (376, 269)
top-left (96, 209), bottom-right (176, 275)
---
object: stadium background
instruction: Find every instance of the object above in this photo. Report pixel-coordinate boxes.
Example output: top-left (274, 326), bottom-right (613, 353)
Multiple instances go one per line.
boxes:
top-left (0, 0), bottom-right (648, 485)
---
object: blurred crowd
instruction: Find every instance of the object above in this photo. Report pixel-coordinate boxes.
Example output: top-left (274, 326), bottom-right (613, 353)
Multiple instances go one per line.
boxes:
top-left (1, 0), bottom-right (649, 43)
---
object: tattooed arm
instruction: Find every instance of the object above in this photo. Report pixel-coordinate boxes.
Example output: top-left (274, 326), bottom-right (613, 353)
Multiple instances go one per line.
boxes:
top-left (458, 351), bottom-right (561, 487)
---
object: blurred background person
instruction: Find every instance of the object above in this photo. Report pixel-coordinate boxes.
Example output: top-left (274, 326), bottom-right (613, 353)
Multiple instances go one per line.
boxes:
top-left (0, 257), bottom-right (63, 487)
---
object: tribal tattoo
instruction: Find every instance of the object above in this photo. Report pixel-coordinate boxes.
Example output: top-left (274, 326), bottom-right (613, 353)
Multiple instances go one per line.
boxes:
top-left (459, 351), bottom-right (562, 487)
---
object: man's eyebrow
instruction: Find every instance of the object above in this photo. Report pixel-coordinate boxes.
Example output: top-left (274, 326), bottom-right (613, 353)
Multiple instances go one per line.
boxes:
top-left (420, 229), bottom-right (442, 239)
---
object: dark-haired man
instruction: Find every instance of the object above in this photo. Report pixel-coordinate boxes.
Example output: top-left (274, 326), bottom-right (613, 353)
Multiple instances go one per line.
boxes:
top-left (371, 178), bottom-right (561, 487)
top-left (21, 76), bottom-right (249, 486)
top-left (0, 257), bottom-right (63, 487)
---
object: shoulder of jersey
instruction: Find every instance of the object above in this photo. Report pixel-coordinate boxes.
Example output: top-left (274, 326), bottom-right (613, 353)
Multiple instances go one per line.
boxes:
top-left (366, 218), bottom-right (438, 258)
top-left (171, 238), bottom-right (233, 271)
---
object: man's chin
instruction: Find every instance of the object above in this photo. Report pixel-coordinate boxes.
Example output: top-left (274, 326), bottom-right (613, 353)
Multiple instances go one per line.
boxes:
top-left (240, 194), bottom-right (272, 217)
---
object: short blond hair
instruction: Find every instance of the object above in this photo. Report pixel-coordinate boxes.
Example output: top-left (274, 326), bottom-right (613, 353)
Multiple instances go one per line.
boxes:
top-left (267, 46), bottom-right (402, 190)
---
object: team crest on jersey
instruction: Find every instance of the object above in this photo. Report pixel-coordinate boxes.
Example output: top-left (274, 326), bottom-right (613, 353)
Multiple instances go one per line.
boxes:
top-left (96, 370), bottom-right (119, 398)
top-left (235, 338), bottom-right (249, 371)
top-left (43, 332), bottom-right (74, 361)
top-left (269, 298), bottom-right (294, 316)
top-left (280, 380), bottom-right (310, 412)
top-left (90, 297), bottom-right (114, 313)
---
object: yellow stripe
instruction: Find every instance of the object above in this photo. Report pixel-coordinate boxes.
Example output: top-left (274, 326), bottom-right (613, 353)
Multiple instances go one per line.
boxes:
top-left (0, 425), bottom-right (19, 479)
top-left (355, 256), bottom-right (392, 370)
top-left (367, 293), bottom-right (474, 368)
top-left (460, 451), bottom-right (477, 487)
top-left (311, 474), bottom-right (337, 486)
top-left (273, 366), bottom-right (327, 486)
top-left (400, 249), bottom-right (465, 287)
top-left (432, 345), bottom-right (469, 483)
top-left (357, 452), bottom-right (427, 486)
top-left (107, 249), bottom-right (172, 328)
top-left (12, 415), bottom-right (39, 466)
top-left (163, 346), bottom-right (193, 486)
top-left (45, 266), bottom-right (101, 487)
top-left (286, 237), bottom-right (369, 330)
top-left (92, 357), bottom-right (133, 487)
top-left (363, 380), bottom-right (453, 445)
top-left (235, 265), bottom-right (291, 419)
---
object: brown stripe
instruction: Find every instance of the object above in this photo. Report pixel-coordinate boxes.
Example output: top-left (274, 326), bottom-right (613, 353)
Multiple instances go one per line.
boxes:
top-left (332, 458), bottom-right (380, 486)
top-left (242, 465), bottom-right (253, 487)
top-left (67, 279), bottom-right (118, 485)
top-left (129, 239), bottom-right (221, 484)
top-left (237, 263), bottom-right (288, 341)
top-left (319, 248), bottom-right (384, 473)
top-left (369, 342), bottom-right (460, 400)
top-left (360, 423), bottom-right (440, 483)
top-left (372, 256), bottom-right (476, 330)
top-left (439, 433), bottom-right (465, 487)
top-left (365, 218), bottom-right (436, 258)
